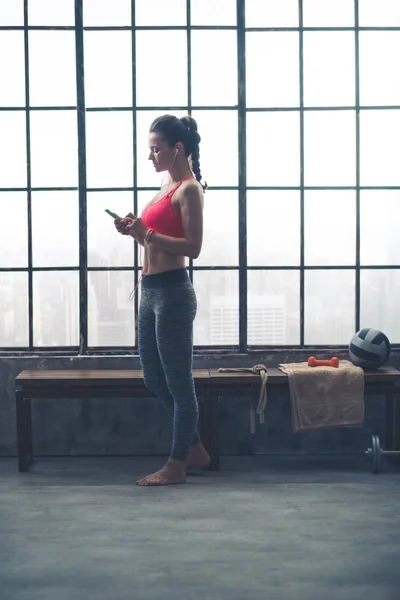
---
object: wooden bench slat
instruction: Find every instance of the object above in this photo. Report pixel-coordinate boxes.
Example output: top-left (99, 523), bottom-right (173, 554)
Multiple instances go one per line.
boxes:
top-left (16, 369), bottom-right (144, 381)
top-left (209, 366), bottom-right (400, 384)
top-left (16, 368), bottom-right (211, 386)
top-left (357, 366), bottom-right (400, 382)
top-left (15, 367), bottom-right (400, 388)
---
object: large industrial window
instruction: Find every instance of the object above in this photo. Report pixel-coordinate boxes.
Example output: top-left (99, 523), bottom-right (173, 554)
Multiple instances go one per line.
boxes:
top-left (1, 0), bottom-right (399, 354)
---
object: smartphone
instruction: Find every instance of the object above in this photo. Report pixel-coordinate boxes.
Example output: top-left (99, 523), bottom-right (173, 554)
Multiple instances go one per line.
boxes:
top-left (105, 209), bottom-right (122, 221)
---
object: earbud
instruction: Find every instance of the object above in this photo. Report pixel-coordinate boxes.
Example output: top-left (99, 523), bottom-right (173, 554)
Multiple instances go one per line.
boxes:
top-left (174, 148), bottom-right (179, 157)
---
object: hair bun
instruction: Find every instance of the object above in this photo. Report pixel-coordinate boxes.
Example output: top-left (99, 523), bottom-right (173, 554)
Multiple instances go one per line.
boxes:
top-left (180, 115), bottom-right (197, 132)
top-left (180, 116), bottom-right (201, 147)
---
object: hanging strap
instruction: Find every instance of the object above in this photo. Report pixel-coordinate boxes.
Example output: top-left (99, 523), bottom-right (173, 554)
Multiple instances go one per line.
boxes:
top-left (217, 364), bottom-right (268, 433)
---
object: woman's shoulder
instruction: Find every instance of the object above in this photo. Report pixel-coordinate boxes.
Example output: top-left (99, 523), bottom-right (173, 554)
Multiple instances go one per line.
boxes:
top-left (180, 177), bottom-right (204, 195)
top-left (176, 178), bottom-right (204, 208)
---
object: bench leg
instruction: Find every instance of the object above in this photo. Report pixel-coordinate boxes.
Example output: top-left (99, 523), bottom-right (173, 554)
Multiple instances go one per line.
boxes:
top-left (16, 394), bottom-right (33, 472)
top-left (199, 394), bottom-right (211, 459)
top-left (199, 393), bottom-right (219, 471)
top-left (385, 394), bottom-right (400, 468)
top-left (208, 395), bottom-right (220, 471)
top-left (202, 395), bottom-right (219, 471)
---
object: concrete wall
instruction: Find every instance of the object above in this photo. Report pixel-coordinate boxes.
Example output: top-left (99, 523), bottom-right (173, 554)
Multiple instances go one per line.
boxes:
top-left (1, 350), bottom-right (398, 458)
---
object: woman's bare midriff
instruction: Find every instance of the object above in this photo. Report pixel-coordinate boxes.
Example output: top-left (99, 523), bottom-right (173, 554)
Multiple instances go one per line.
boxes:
top-left (143, 244), bottom-right (186, 275)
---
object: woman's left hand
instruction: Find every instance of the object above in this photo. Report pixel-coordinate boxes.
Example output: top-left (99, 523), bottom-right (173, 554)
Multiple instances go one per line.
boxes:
top-left (125, 214), bottom-right (148, 245)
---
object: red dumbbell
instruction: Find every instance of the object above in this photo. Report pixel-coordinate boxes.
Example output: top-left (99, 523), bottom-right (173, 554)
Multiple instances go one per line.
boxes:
top-left (308, 356), bottom-right (339, 368)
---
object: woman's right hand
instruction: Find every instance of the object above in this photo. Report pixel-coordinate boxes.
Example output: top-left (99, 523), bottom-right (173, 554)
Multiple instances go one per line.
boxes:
top-left (115, 213), bottom-right (134, 236)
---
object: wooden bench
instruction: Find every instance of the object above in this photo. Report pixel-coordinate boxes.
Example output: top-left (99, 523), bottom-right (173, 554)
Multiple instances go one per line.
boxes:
top-left (15, 366), bottom-right (400, 473)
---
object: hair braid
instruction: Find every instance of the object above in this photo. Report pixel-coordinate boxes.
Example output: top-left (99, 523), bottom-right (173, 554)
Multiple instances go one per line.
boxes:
top-left (180, 116), bottom-right (207, 192)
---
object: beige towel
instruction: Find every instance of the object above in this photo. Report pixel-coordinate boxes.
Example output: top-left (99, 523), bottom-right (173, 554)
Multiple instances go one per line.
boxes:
top-left (278, 360), bottom-right (365, 432)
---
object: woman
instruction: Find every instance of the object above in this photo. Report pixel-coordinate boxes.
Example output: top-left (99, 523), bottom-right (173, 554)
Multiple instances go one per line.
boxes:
top-left (115, 114), bottom-right (209, 486)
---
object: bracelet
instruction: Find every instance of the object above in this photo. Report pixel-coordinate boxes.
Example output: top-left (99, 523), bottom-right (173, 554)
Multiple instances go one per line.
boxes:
top-left (145, 229), bottom-right (154, 244)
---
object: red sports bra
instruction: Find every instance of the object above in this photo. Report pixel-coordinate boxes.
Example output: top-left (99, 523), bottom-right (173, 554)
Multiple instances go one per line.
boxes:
top-left (141, 175), bottom-right (193, 239)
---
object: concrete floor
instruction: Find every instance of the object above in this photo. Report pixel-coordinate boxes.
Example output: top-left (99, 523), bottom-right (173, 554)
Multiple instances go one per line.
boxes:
top-left (0, 455), bottom-right (399, 600)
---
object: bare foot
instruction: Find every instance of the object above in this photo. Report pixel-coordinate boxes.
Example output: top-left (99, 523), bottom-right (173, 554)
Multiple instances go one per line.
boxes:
top-left (136, 460), bottom-right (186, 487)
top-left (186, 443), bottom-right (211, 470)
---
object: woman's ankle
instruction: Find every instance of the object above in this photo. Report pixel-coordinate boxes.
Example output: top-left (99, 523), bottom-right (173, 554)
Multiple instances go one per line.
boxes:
top-left (166, 457), bottom-right (187, 471)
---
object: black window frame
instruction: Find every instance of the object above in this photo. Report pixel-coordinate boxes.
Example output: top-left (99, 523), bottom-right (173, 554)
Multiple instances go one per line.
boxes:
top-left (1, 0), bottom-right (400, 356)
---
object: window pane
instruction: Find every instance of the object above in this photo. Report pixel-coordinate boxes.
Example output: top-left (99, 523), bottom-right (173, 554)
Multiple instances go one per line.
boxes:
top-left (136, 110), bottom-right (187, 187)
top-left (359, 0), bottom-right (400, 26)
top-left (305, 270), bottom-right (355, 345)
top-left (305, 191), bottom-right (356, 266)
top-left (361, 270), bottom-right (400, 343)
top-left (247, 191), bottom-right (300, 266)
top-left (0, 112), bottom-right (26, 187)
top-left (0, 32), bottom-right (25, 107)
top-left (191, 31), bottom-right (237, 106)
top-left (88, 271), bottom-right (135, 347)
top-left (0, 1), bottom-right (23, 25)
top-left (304, 111), bottom-right (355, 186)
top-left (248, 270), bottom-right (300, 345)
top-left (361, 191), bottom-right (400, 266)
top-left (359, 33), bottom-right (400, 107)
top-left (191, 110), bottom-right (238, 187)
top-left (135, 0), bottom-right (186, 25)
top-left (33, 271), bottom-right (79, 346)
top-left (29, 32), bottom-right (77, 106)
top-left (136, 115), bottom-right (160, 188)
top-left (246, 33), bottom-right (299, 108)
top-left (303, 0), bottom-right (354, 26)
top-left (0, 273), bottom-right (28, 347)
top-left (195, 191), bottom-right (238, 266)
top-left (32, 192), bottom-right (79, 267)
top-left (86, 111), bottom-right (133, 188)
top-left (28, 0), bottom-right (75, 26)
top-left (247, 112), bottom-right (300, 186)
top-left (0, 193), bottom-right (28, 267)
top-left (88, 192), bottom-right (134, 267)
top-left (84, 32), bottom-right (132, 108)
top-left (191, 0), bottom-right (236, 25)
top-left (193, 271), bottom-right (239, 345)
top-left (303, 32), bottom-right (355, 107)
top-left (83, 0), bottom-right (131, 26)
top-left (246, 0), bottom-right (298, 27)
top-left (360, 110), bottom-right (400, 187)
top-left (136, 31), bottom-right (187, 106)
top-left (30, 111), bottom-right (78, 187)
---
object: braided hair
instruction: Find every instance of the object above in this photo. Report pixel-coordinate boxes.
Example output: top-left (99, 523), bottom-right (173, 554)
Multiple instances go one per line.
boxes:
top-left (149, 114), bottom-right (208, 191)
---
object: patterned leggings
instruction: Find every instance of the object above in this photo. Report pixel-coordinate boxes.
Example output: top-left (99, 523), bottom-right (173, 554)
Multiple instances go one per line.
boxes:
top-left (138, 268), bottom-right (200, 461)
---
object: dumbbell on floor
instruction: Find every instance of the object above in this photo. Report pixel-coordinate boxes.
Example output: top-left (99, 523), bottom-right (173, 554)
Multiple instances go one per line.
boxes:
top-left (365, 434), bottom-right (400, 473)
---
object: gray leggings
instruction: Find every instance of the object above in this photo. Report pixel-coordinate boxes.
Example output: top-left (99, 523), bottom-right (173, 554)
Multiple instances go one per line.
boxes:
top-left (138, 268), bottom-right (200, 461)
